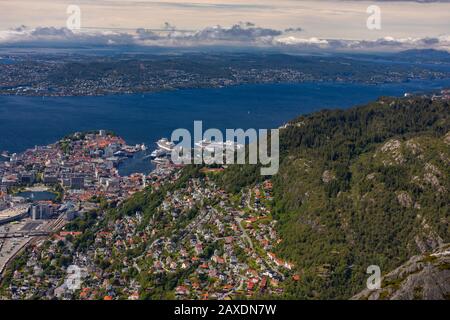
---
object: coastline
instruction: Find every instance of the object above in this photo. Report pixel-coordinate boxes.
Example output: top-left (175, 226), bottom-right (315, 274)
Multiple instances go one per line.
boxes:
top-left (1, 78), bottom-right (450, 98)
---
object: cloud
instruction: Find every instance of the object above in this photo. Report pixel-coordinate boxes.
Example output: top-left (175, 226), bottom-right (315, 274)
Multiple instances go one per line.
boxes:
top-left (0, 26), bottom-right (135, 46)
top-left (333, 0), bottom-right (450, 2)
top-left (0, 24), bottom-right (449, 52)
top-left (275, 35), bottom-right (450, 52)
top-left (284, 27), bottom-right (303, 33)
top-left (0, 23), bottom-right (283, 47)
top-left (276, 36), bottom-right (329, 46)
top-left (189, 24), bottom-right (282, 42)
top-left (105, 1), bottom-right (273, 10)
top-left (338, 36), bottom-right (450, 51)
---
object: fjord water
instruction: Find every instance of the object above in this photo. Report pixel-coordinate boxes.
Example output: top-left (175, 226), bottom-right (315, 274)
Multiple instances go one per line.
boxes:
top-left (1, 80), bottom-right (449, 174)
top-left (15, 191), bottom-right (57, 201)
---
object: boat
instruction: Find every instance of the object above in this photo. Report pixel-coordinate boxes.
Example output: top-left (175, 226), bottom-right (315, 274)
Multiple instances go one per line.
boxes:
top-left (195, 139), bottom-right (244, 152)
top-left (150, 149), bottom-right (167, 159)
top-left (151, 157), bottom-right (170, 165)
top-left (223, 140), bottom-right (244, 151)
top-left (156, 138), bottom-right (175, 152)
top-left (194, 139), bottom-right (210, 148)
top-left (114, 150), bottom-right (133, 158)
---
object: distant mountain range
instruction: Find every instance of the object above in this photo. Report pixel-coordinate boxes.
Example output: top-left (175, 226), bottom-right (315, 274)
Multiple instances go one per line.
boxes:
top-left (395, 49), bottom-right (450, 63)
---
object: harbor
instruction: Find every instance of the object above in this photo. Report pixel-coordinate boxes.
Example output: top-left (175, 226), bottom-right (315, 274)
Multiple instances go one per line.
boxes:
top-left (0, 130), bottom-right (176, 280)
top-left (149, 138), bottom-right (245, 166)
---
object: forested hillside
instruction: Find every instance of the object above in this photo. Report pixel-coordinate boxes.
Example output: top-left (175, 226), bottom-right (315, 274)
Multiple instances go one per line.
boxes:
top-left (219, 95), bottom-right (450, 298)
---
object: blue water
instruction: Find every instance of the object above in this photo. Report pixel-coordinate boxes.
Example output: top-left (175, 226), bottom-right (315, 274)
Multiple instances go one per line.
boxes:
top-left (1, 80), bottom-right (449, 174)
top-left (15, 191), bottom-right (57, 201)
top-left (0, 58), bottom-right (15, 65)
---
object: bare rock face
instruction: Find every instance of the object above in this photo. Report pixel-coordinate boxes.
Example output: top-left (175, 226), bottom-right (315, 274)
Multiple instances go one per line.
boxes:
top-left (423, 163), bottom-right (446, 193)
top-left (405, 139), bottom-right (423, 155)
top-left (444, 131), bottom-right (450, 146)
top-left (321, 170), bottom-right (335, 184)
top-left (352, 245), bottom-right (450, 300)
top-left (381, 139), bottom-right (401, 153)
top-left (397, 191), bottom-right (413, 208)
top-left (379, 139), bottom-right (405, 165)
top-left (415, 233), bottom-right (444, 254)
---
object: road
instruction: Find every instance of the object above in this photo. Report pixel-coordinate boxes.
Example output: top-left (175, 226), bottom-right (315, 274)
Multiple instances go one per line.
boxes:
top-left (235, 218), bottom-right (254, 250)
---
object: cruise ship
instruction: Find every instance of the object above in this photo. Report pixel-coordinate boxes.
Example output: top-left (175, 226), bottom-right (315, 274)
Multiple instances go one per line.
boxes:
top-left (151, 157), bottom-right (170, 165)
top-left (195, 139), bottom-right (244, 152)
top-left (156, 138), bottom-right (175, 152)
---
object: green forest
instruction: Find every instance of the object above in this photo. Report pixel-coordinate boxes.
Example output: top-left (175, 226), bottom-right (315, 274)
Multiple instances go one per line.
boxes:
top-left (218, 95), bottom-right (450, 298)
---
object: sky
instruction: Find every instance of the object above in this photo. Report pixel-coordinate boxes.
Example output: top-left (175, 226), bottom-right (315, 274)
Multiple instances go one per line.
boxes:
top-left (0, 0), bottom-right (449, 51)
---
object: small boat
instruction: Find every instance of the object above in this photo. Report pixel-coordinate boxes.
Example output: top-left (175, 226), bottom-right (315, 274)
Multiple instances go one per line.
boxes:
top-left (150, 149), bottom-right (167, 159)
top-left (151, 157), bottom-right (170, 165)
top-left (1, 151), bottom-right (10, 158)
top-left (114, 150), bottom-right (134, 158)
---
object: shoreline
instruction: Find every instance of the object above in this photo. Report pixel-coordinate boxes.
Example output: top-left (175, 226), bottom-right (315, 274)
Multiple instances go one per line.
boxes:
top-left (23, 186), bottom-right (50, 192)
top-left (1, 78), bottom-right (450, 98)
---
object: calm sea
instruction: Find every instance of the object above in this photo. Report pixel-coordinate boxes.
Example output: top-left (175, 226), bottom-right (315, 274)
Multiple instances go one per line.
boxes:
top-left (1, 80), bottom-right (449, 174)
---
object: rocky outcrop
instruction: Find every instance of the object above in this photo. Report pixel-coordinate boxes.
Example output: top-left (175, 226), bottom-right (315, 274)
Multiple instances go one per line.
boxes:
top-left (444, 131), bottom-right (450, 146)
top-left (396, 191), bottom-right (413, 208)
top-left (423, 163), bottom-right (446, 193)
top-left (322, 170), bottom-right (335, 183)
top-left (378, 139), bottom-right (405, 165)
top-left (352, 244), bottom-right (450, 300)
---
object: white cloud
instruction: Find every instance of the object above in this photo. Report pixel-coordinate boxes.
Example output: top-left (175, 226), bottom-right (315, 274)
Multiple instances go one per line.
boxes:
top-left (0, 23), bottom-right (284, 47)
top-left (0, 24), bottom-right (449, 52)
top-left (2, 0), bottom-right (450, 41)
top-left (0, 26), bottom-right (135, 46)
top-left (275, 35), bottom-right (450, 52)
top-left (276, 36), bottom-right (329, 46)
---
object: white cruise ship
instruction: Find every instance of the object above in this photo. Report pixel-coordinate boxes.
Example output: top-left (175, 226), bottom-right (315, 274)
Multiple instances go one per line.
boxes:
top-left (195, 139), bottom-right (244, 152)
top-left (156, 138), bottom-right (175, 152)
